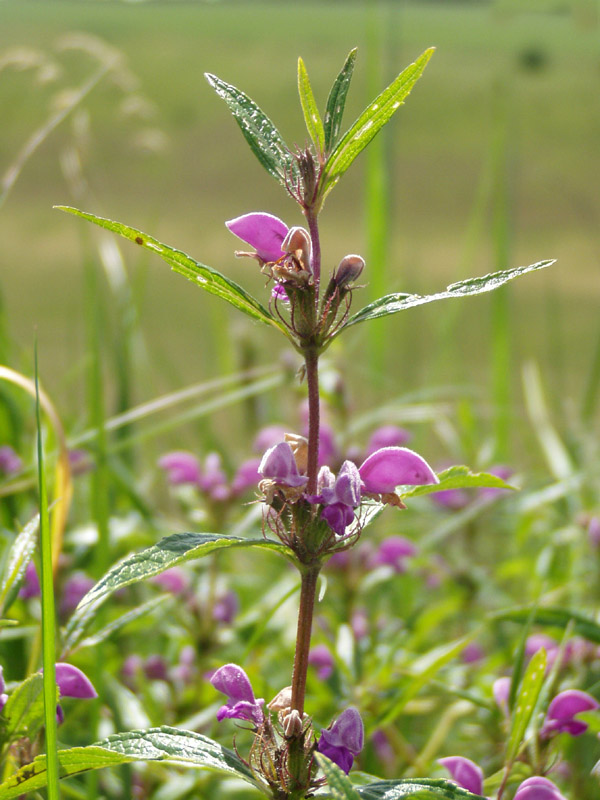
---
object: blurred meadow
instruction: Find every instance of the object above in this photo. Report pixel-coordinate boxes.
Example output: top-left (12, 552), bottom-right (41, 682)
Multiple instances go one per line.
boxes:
top-left (1, 0), bottom-right (598, 461)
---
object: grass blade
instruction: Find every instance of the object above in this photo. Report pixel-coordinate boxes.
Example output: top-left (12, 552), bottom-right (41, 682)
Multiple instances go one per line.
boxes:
top-left (35, 346), bottom-right (60, 800)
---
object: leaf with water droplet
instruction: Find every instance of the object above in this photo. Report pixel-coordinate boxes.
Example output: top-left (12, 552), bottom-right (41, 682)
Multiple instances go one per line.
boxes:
top-left (324, 48), bottom-right (357, 153)
top-left (205, 73), bottom-right (298, 189)
top-left (319, 48), bottom-right (434, 203)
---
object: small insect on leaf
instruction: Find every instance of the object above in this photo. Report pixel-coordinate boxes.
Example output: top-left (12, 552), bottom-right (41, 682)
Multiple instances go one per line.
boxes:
top-left (135, 236), bottom-right (144, 245)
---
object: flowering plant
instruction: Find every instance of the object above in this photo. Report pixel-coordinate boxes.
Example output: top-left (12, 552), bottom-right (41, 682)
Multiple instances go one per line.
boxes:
top-left (2, 46), bottom-right (582, 800)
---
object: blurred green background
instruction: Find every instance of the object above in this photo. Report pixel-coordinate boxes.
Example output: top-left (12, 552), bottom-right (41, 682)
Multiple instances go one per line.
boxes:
top-left (1, 0), bottom-right (598, 454)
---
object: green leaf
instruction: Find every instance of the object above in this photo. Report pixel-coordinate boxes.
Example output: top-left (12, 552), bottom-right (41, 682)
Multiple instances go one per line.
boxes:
top-left (315, 753), bottom-right (361, 800)
top-left (71, 532), bottom-right (295, 613)
top-left (399, 466), bottom-right (515, 500)
top-left (491, 606), bottom-right (600, 644)
top-left (355, 779), bottom-right (486, 799)
top-left (3, 673), bottom-right (58, 742)
top-left (341, 260), bottom-right (555, 332)
top-left (0, 513), bottom-right (39, 615)
top-left (380, 632), bottom-right (479, 725)
top-left (55, 207), bottom-right (291, 339)
top-left (506, 648), bottom-right (546, 763)
top-left (204, 72), bottom-right (297, 187)
top-left (0, 726), bottom-right (266, 799)
top-left (298, 58), bottom-right (325, 155)
top-left (320, 48), bottom-right (434, 201)
top-left (324, 48), bottom-right (357, 153)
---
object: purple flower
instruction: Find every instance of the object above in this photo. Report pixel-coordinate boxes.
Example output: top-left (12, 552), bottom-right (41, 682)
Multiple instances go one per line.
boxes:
top-left (212, 590), bottom-right (238, 624)
top-left (351, 608), bottom-right (369, 641)
top-left (431, 487), bottom-right (470, 510)
top-left (514, 777), bottom-right (567, 800)
top-left (370, 536), bottom-right (417, 573)
top-left (144, 655), bottom-right (169, 682)
top-left (358, 447), bottom-right (438, 494)
top-left (253, 425), bottom-right (289, 453)
top-left (438, 756), bottom-right (484, 796)
top-left (0, 666), bottom-right (8, 712)
top-left (308, 644), bottom-right (335, 680)
top-left (0, 445), bottom-right (22, 476)
top-left (367, 426), bottom-right (411, 454)
top-left (588, 516), bottom-right (600, 548)
top-left (210, 663), bottom-right (265, 726)
top-left (541, 689), bottom-right (599, 738)
top-left (317, 707), bottom-right (364, 774)
top-left (19, 561), bottom-right (41, 599)
top-left (308, 460), bottom-right (361, 537)
top-left (226, 212), bottom-right (288, 263)
top-left (493, 676), bottom-right (511, 716)
top-left (54, 663), bottom-right (97, 699)
top-left (151, 567), bottom-right (191, 596)
top-left (460, 641), bottom-right (485, 664)
top-left (158, 451), bottom-right (202, 485)
top-left (258, 442), bottom-right (307, 488)
top-left (231, 458), bottom-right (261, 495)
top-left (60, 573), bottom-right (95, 618)
top-left (479, 465), bottom-right (513, 500)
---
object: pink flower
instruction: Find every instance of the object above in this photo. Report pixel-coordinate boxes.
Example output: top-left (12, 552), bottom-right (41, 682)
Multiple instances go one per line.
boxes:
top-left (309, 644), bottom-right (335, 680)
top-left (210, 663), bottom-right (265, 726)
top-left (366, 425), bottom-right (411, 454)
top-left (226, 212), bottom-right (288, 263)
top-left (541, 689), bottom-right (599, 737)
top-left (258, 442), bottom-right (307, 488)
top-left (514, 776), bottom-right (567, 800)
top-left (358, 447), bottom-right (438, 494)
top-left (54, 663), bottom-right (97, 699)
top-left (0, 445), bottom-right (22, 476)
top-left (438, 756), bottom-right (483, 796)
top-left (370, 536), bottom-right (417, 573)
top-left (158, 452), bottom-right (202, 485)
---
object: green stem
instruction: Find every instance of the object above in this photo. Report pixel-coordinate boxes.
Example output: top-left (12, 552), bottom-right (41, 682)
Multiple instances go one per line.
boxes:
top-left (290, 564), bottom-right (321, 716)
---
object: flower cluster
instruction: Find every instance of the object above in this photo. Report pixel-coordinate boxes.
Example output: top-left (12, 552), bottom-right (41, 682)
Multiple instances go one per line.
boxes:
top-left (258, 439), bottom-right (438, 544)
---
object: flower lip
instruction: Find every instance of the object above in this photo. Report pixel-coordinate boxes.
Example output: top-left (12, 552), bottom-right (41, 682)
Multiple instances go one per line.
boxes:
top-left (225, 212), bottom-right (288, 263)
top-left (54, 663), bottom-right (98, 699)
top-left (317, 707), bottom-right (364, 774)
top-left (258, 442), bottom-right (307, 488)
top-left (210, 663), bottom-right (265, 726)
top-left (438, 756), bottom-right (484, 796)
top-left (358, 446), bottom-right (439, 494)
top-left (542, 688), bottom-right (599, 736)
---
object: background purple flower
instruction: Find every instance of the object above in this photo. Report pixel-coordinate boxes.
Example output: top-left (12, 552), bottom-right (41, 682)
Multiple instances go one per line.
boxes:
top-left (370, 536), bottom-right (417, 573)
top-left (367, 425), bottom-right (411, 454)
top-left (0, 445), bottom-right (22, 476)
top-left (541, 689), bottom-right (599, 737)
top-left (19, 561), bottom-right (40, 599)
top-left (309, 644), bottom-right (335, 680)
top-left (438, 756), bottom-right (483, 795)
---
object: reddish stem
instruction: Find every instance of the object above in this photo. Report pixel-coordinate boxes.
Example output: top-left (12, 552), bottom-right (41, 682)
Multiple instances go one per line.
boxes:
top-left (290, 564), bottom-right (321, 716)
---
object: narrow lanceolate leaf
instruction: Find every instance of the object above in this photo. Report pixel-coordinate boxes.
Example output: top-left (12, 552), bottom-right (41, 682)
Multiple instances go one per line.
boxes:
top-left (491, 606), bottom-right (600, 645)
top-left (74, 532), bottom-right (296, 612)
top-left (355, 778), bottom-right (487, 799)
top-left (55, 207), bottom-right (291, 339)
top-left (399, 466), bottom-right (515, 500)
top-left (0, 726), bottom-right (266, 799)
top-left (506, 648), bottom-right (546, 763)
top-left (204, 72), bottom-right (297, 187)
top-left (324, 48), bottom-right (357, 153)
top-left (0, 513), bottom-right (39, 614)
top-left (320, 48), bottom-right (434, 200)
top-left (315, 754), bottom-right (361, 800)
top-left (340, 260), bottom-right (555, 333)
top-left (298, 57), bottom-right (326, 155)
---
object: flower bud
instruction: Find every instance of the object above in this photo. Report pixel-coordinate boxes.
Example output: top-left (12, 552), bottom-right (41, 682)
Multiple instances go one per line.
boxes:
top-left (333, 254), bottom-right (364, 289)
top-left (282, 708), bottom-right (304, 738)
